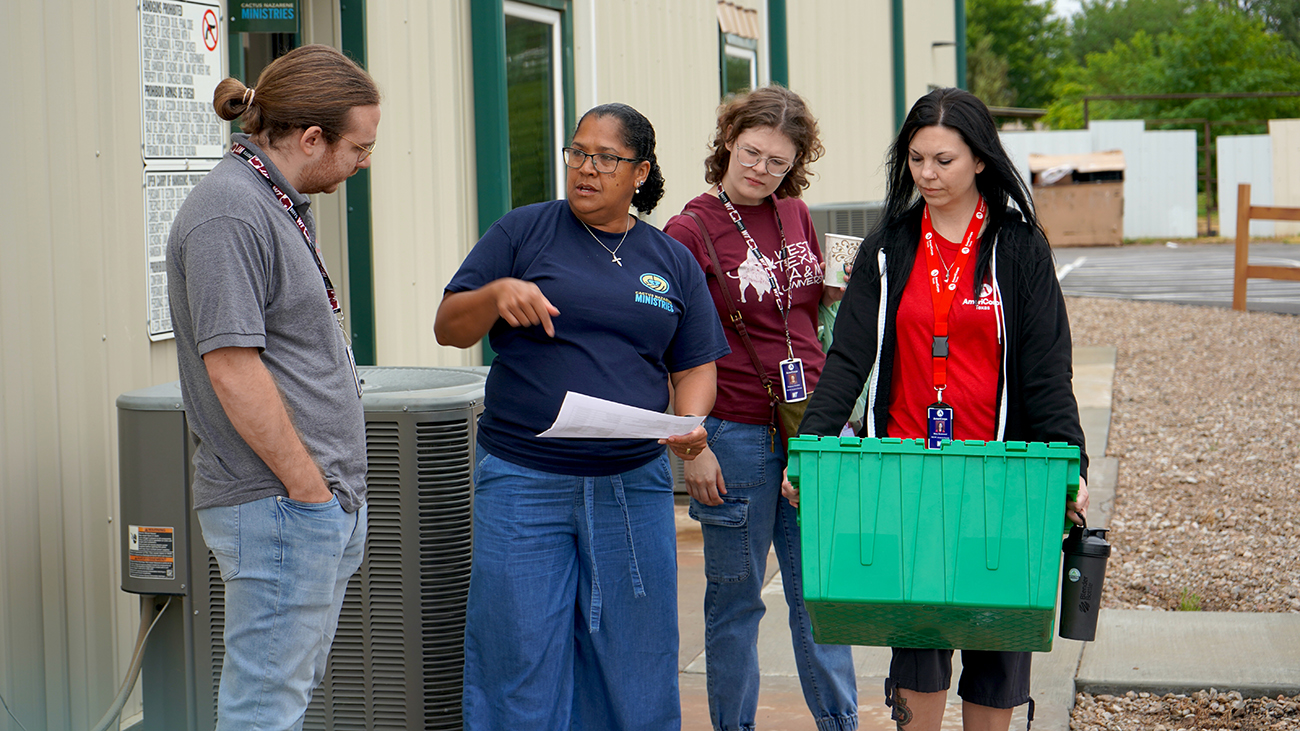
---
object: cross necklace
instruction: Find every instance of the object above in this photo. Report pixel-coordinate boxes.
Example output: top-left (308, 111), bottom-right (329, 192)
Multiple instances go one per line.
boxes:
top-left (581, 214), bottom-right (632, 266)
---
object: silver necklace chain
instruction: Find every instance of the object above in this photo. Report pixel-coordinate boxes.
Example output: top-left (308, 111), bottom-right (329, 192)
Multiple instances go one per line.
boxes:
top-left (930, 233), bottom-right (957, 281)
top-left (580, 214), bottom-right (632, 266)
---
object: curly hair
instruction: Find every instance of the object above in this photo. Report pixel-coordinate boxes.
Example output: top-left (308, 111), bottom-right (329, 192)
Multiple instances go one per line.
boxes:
top-left (213, 44), bottom-right (380, 148)
top-left (703, 85), bottom-right (824, 199)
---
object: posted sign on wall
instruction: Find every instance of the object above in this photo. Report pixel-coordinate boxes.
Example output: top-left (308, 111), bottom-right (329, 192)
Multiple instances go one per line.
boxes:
top-left (140, 0), bottom-right (224, 160)
top-left (140, 0), bottom-right (223, 341)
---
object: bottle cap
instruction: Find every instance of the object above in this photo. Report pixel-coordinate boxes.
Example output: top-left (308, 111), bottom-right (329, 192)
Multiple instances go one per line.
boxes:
top-left (1063, 524), bottom-right (1111, 557)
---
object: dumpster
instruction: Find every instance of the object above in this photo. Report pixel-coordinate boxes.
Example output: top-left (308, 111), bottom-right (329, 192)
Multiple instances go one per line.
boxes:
top-left (789, 436), bottom-right (1080, 652)
top-left (1029, 150), bottom-right (1125, 246)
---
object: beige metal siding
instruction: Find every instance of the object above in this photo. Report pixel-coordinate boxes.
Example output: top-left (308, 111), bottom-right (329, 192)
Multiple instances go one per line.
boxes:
top-left (577, 0), bottom-right (721, 225)
top-left (1, 0), bottom-right (174, 726)
top-left (904, 0), bottom-right (957, 102)
top-left (787, 0), bottom-right (896, 206)
top-left (366, 1), bottom-right (480, 367)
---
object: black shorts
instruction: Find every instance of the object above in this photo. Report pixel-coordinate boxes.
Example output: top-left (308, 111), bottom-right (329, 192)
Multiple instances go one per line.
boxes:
top-left (889, 648), bottom-right (1032, 709)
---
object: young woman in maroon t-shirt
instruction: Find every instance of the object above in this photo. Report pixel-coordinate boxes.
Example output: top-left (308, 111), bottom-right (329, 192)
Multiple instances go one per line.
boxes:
top-left (796, 88), bottom-right (1091, 731)
top-left (664, 86), bottom-right (859, 731)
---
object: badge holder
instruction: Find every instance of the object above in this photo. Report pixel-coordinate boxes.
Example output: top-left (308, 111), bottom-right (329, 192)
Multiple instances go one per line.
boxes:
top-left (927, 386), bottom-right (953, 449)
top-left (780, 358), bottom-right (807, 403)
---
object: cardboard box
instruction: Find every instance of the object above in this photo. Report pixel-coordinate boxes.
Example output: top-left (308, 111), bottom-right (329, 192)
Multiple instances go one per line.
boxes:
top-left (1029, 150), bottom-right (1125, 247)
top-left (789, 436), bottom-right (1080, 652)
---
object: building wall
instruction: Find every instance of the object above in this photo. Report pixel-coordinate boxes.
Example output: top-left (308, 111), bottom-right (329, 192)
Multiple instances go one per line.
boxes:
top-left (786, 0), bottom-right (897, 207)
top-left (904, 0), bottom-right (958, 102)
top-left (365, 1), bottom-right (480, 368)
top-left (1, 1), bottom-right (167, 727)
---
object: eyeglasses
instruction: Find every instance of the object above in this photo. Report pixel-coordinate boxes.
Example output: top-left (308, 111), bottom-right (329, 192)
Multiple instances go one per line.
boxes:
top-left (340, 134), bottom-right (377, 162)
top-left (562, 147), bottom-right (642, 174)
top-left (735, 144), bottom-right (793, 177)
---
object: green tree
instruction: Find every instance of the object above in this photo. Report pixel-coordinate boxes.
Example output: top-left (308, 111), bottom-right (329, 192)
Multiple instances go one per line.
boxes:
top-left (967, 30), bottom-right (1015, 108)
top-left (1216, 0), bottom-right (1300, 48)
top-left (1069, 0), bottom-right (1200, 61)
top-left (967, 0), bottom-right (1070, 108)
top-left (1044, 4), bottom-right (1300, 128)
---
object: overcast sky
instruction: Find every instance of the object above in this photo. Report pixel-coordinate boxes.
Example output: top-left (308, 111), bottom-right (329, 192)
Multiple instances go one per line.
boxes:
top-left (1052, 0), bottom-right (1084, 18)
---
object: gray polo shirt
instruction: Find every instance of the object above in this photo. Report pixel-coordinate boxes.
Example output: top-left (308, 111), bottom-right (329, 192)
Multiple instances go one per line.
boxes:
top-left (167, 134), bottom-right (366, 512)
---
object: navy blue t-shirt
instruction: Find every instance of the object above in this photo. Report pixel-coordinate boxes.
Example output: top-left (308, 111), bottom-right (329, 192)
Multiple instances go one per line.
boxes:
top-left (446, 200), bottom-right (730, 475)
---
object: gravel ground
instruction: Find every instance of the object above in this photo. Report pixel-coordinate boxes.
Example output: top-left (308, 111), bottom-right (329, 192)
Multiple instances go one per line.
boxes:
top-left (1070, 689), bottom-right (1300, 730)
top-left (1065, 297), bottom-right (1300, 731)
top-left (1066, 297), bottom-right (1300, 614)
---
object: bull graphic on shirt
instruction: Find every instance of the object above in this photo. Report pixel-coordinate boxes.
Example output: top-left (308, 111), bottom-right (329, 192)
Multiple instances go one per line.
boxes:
top-left (728, 248), bottom-right (772, 303)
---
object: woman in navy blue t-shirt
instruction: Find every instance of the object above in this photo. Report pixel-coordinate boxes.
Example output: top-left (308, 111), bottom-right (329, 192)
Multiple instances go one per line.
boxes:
top-left (435, 103), bottom-right (728, 731)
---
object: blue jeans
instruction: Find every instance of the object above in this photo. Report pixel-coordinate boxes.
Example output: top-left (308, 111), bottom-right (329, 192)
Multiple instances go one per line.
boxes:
top-left (197, 495), bottom-right (367, 731)
top-left (462, 450), bottom-right (680, 731)
top-left (690, 417), bottom-right (858, 731)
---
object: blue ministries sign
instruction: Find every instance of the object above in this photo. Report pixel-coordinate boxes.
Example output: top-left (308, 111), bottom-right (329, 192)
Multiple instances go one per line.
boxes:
top-left (229, 0), bottom-right (300, 33)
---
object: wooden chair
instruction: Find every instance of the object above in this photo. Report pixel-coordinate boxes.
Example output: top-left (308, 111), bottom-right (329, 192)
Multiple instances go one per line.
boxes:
top-left (1232, 183), bottom-right (1300, 310)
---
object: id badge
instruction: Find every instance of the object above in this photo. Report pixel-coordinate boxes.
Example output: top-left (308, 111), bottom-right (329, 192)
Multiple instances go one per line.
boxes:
top-left (926, 402), bottom-right (954, 449)
top-left (345, 344), bottom-right (363, 398)
top-left (780, 358), bottom-right (807, 402)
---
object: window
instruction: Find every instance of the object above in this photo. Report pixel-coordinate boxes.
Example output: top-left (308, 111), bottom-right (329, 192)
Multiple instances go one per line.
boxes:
top-left (717, 2), bottom-right (761, 98)
top-left (505, 1), bottom-right (566, 207)
top-left (722, 42), bottom-right (757, 97)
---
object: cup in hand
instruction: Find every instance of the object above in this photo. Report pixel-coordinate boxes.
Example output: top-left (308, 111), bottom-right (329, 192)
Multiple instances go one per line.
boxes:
top-left (823, 233), bottom-right (863, 288)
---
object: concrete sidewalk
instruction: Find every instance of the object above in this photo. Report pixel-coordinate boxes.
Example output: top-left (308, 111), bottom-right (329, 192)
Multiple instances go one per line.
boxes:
top-left (675, 346), bottom-right (1300, 730)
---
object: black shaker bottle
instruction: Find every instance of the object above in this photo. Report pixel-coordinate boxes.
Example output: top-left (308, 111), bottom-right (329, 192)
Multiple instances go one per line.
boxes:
top-left (1058, 519), bottom-right (1111, 641)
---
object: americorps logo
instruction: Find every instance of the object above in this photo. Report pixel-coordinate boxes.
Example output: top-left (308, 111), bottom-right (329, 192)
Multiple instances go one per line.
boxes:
top-left (640, 273), bottom-right (670, 293)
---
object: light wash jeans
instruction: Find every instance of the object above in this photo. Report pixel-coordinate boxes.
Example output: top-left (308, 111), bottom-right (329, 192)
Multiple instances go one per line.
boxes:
top-left (462, 450), bottom-right (680, 731)
top-left (197, 495), bottom-right (366, 731)
top-left (690, 417), bottom-right (858, 731)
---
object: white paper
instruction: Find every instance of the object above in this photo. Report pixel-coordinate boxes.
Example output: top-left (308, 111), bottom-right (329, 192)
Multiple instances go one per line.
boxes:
top-left (537, 392), bottom-right (705, 439)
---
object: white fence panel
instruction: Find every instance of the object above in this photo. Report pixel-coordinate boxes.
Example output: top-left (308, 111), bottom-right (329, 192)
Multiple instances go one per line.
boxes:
top-left (1269, 119), bottom-right (1300, 235)
top-left (1000, 129), bottom-right (1092, 192)
top-left (1216, 135), bottom-right (1274, 238)
top-left (998, 121), bottom-right (1198, 240)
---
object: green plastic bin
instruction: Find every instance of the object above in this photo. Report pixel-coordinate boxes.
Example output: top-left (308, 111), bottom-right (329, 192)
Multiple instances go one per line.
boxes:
top-left (788, 436), bottom-right (1080, 652)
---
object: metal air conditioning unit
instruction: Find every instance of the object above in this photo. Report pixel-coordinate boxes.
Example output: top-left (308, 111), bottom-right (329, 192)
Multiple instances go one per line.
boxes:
top-left (808, 201), bottom-right (886, 249)
top-left (117, 366), bottom-right (487, 731)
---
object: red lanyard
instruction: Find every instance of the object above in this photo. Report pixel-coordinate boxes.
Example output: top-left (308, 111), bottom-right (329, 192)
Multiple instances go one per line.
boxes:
top-left (921, 197), bottom-right (986, 399)
top-left (715, 185), bottom-right (796, 359)
top-left (231, 142), bottom-right (343, 322)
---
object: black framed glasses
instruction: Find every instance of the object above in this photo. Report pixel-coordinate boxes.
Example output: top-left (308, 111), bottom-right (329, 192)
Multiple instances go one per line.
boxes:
top-left (340, 134), bottom-right (377, 162)
top-left (562, 147), bottom-right (642, 174)
top-left (735, 144), bottom-right (793, 176)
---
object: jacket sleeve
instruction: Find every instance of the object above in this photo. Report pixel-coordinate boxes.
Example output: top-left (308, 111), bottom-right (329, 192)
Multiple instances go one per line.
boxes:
top-left (1011, 232), bottom-right (1090, 479)
top-left (800, 246), bottom-right (882, 437)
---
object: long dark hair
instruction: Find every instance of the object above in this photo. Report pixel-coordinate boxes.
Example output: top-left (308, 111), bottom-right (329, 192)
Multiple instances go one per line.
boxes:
top-left (880, 87), bottom-right (1042, 289)
top-left (576, 103), bottom-right (666, 215)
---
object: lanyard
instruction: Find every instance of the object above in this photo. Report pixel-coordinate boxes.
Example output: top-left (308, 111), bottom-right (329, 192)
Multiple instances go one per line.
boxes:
top-left (715, 185), bottom-right (796, 359)
top-left (231, 142), bottom-right (345, 334)
top-left (921, 197), bottom-right (986, 400)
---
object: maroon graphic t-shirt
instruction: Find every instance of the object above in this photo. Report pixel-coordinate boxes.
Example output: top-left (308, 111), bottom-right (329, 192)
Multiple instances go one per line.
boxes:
top-left (665, 193), bottom-right (826, 425)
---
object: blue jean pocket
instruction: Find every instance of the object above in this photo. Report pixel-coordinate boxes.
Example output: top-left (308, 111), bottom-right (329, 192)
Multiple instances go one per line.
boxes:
top-left (690, 495), bottom-right (751, 583)
top-left (196, 504), bottom-right (241, 582)
top-left (705, 418), bottom-right (768, 489)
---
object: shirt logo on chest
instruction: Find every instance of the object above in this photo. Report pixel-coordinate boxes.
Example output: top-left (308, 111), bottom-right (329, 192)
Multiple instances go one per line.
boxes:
top-left (634, 272), bottom-right (676, 313)
top-left (961, 283), bottom-right (997, 311)
top-left (640, 273), bottom-right (670, 293)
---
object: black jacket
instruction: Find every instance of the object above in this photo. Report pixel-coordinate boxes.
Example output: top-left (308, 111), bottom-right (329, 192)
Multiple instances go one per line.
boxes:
top-left (801, 206), bottom-right (1089, 479)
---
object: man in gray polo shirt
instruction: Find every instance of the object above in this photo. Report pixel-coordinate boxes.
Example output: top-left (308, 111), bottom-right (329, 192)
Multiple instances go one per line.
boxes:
top-left (166, 44), bottom-right (380, 730)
